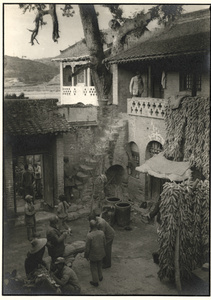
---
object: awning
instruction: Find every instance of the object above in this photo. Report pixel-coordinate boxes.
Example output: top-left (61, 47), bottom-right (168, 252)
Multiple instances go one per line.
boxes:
top-left (136, 152), bottom-right (191, 182)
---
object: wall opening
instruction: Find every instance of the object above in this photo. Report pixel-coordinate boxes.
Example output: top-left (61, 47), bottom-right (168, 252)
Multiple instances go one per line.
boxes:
top-left (105, 165), bottom-right (125, 199)
top-left (145, 141), bottom-right (164, 201)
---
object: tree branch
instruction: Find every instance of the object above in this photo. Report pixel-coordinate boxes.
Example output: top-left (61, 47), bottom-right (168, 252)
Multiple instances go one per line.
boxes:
top-left (49, 4), bottom-right (59, 42)
top-left (110, 11), bottom-right (152, 55)
top-left (28, 4), bottom-right (59, 45)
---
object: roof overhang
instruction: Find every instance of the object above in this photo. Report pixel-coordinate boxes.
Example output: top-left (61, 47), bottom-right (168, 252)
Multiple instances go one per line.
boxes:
top-left (136, 152), bottom-right (192, 182)
top-left (52, 55), bottom-right (90, 62)
top-left (106, 50), bottom-right (208, 65)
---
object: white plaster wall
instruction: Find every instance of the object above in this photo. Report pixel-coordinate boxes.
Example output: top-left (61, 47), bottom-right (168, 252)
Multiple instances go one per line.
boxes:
top-left (128, 116), bottom-right (166, 165)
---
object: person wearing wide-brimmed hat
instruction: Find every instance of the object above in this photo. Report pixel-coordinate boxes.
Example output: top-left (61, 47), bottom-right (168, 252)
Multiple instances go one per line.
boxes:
top-left (24, 194), bottom-right (36, 241)
top-left (25, 238), bottom-right (47, 279)
top-left (51, 257), bottom-right (81, 295)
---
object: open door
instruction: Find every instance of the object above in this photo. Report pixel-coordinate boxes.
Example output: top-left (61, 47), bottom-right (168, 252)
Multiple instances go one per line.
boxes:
top-left (43, 153), bottom-right (54, 207)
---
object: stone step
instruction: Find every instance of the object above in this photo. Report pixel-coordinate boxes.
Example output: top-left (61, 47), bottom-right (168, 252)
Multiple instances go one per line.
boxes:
top-left (84, 158), bottom-right (98, 166)
top-left (75, 179), bottom-right (83, 186)
top-left (76, 172), bottom-right (89, 183)
top-left (79, 164), bottom-right (95, 172)
top-left (109, 124), bottom-right (123, 131)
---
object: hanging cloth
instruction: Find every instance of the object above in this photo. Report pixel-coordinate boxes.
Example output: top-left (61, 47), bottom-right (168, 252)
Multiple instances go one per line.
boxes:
top-left (161, 71), bottom-right (166, 89)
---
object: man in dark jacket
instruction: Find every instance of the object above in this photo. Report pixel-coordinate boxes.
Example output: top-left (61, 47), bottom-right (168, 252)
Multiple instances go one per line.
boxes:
top-left (89, 211), bottom-right (115, 269)
top-left (84, 220), bottom-right (106, 287)
top-left (46, 216), bottom-right (68, 270)
top-left (51, 257), bottom-right (81, 294)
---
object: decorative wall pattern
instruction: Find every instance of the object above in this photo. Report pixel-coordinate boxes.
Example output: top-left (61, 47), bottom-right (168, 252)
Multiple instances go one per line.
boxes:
top-left (62, 86), bottom-right (98, 105)
top-left (127, 97), bottom-right (167, 119)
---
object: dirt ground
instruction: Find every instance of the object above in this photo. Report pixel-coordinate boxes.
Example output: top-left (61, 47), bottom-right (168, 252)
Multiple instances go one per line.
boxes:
top-left (2, 209), bottom-right (206, 296)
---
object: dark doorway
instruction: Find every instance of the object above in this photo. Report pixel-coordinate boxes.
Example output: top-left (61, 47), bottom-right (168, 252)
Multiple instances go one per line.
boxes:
top-left (13, 152), bottom-right (54, 213)
top-left (105, 165), bottom-right (125, 199)
top-left (145, 141), bottom-right (164, 201)
top-left (152, 70), bottom-right (164, 99)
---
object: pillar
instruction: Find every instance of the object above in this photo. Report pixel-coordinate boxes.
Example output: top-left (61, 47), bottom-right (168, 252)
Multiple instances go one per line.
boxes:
top-left (71, 66), bottom-right (75, 86)
top-left (60, 62), bottom-right (63, 104)
top-left (87, 67), bottom-right (91, 86)
top-left (113, 64), bottom-right (118, 105)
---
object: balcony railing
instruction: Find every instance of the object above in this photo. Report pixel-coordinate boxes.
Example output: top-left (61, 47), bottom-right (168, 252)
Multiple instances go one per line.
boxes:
top-left (127, 97), bottom-right (167, 119)
top-left (61, 86), bottom-right (98, 106)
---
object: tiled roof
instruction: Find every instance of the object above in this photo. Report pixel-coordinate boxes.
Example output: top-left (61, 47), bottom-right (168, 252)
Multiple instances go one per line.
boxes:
top-left (52, 39), bottom-right (90, 62)
top-left (105, 10), bottom-right (210, 64)
top-left (4, 99), bottom-right (72, 136)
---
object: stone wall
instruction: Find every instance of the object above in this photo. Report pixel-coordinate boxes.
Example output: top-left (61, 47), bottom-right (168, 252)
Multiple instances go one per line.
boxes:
top-left (4, 142), bottom-right (15, 217)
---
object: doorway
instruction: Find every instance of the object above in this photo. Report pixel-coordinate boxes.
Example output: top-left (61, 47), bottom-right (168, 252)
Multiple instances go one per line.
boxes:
top-left (13, 154), bottom-right (43, 213)
top-left (145, 141), bottom-right (164, 201)
top-left (152, 69), bottom-right (164, 99)
top-left (13, 153), bottom-right (54, 214)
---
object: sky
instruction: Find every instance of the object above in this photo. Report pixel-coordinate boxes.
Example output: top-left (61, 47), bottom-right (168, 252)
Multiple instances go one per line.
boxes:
top-left (3, 3), bottom-right (210, 60)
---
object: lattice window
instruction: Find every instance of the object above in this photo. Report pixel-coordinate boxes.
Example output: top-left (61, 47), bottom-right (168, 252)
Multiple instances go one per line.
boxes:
top-left (180, 73), bottom-right (201, 91)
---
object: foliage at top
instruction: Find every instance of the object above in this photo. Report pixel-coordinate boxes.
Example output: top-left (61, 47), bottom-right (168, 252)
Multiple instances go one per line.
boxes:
top-left (163, 96), bottom-right (210, 179)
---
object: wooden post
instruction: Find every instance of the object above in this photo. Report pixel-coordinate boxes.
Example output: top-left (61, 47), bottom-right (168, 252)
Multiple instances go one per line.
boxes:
top-left (60, 62), bottom-right (63, 104)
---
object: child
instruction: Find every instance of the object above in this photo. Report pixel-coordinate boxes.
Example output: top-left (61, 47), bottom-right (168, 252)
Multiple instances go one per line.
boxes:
top-left (57, 194), bottom-right (72, 234)
top-left (24, 194), bottom-right (36, 241)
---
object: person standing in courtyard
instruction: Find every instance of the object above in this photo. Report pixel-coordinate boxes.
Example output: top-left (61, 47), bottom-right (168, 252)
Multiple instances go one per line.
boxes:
top-left (89, 211), bottom-right (115, 269)
top-left (46, 215), bottom-right (68, 270)
top-left (51, 257), bottom-right (81, 295)
top-left (57, 194), bottom-right (71, 233)
top-left (24, 195), bottom-right (37, 241)
top-left (34, 162), bottom-right (42, 198)
top-left (63, 157), bottom-right (76, 203)
top-left (22, 164), bottom-right (35, 202)
top-left (84, 220), bottom-right (106, 287)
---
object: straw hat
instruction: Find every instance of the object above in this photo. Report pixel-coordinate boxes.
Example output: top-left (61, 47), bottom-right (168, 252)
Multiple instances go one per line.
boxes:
top-left (55, 257), bottom-right (65, 264)
top-left (29, 238), bottom-right (47, 254)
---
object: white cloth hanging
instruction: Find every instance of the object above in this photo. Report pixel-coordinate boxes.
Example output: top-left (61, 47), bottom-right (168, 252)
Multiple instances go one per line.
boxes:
top-left (161, 71), bottom-right (166, 89)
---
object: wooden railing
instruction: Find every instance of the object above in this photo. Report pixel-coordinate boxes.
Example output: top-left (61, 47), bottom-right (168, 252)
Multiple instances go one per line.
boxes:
top-left (127, 97), bottom-right (167, 119)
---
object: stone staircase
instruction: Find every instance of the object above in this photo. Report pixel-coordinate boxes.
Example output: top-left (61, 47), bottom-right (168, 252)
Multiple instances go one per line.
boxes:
top-left (73, 112), bottom-right (128, 203)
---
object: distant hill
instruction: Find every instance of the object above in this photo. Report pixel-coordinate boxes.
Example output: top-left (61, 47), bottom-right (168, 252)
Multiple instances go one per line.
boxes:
top-left (4, 55), bottom-right (60, 85)
top-left (34, 57), bottom-right (60, 70)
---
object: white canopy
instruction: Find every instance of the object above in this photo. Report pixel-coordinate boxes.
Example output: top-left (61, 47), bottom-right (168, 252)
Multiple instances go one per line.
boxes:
top-left (136, 152), bottom-right (191, 182)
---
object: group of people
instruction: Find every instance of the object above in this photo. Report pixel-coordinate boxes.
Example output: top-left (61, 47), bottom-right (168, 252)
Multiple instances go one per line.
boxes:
top-left (24, 205), bottom-right (115, 294)
top-left (24, 193), bottom-right (71, 241)
top-left (21, 163), bottom-right (42, 201)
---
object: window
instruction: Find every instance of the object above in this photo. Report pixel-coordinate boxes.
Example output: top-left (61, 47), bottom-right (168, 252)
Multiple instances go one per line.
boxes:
top-left (148, 141), bottom-right (163, 158)
top-left (180, 73), bottom-right (201, 92)
top-left (127, 142), bottom-right (140, 179)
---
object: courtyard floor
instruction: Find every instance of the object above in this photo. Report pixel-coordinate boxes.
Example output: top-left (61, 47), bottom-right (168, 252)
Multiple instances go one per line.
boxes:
top-left (2, 203), bottom-right (207, 296)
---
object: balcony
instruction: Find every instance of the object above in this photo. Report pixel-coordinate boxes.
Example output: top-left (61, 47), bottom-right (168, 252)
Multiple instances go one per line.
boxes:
top-left (127, 97), bottom-right (167, 119)
top-left (61, 86), bottom-right (98, 106)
